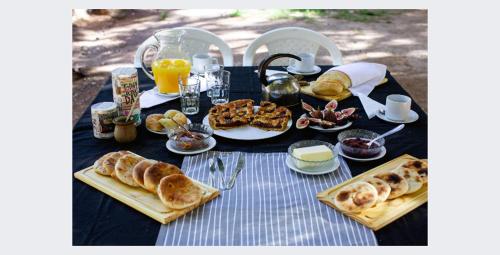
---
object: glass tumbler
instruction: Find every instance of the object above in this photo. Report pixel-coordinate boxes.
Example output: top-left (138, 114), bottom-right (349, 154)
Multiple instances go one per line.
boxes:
top-left (204, 65), bottom-right (223, 98)
top-left (210, 69), bottom-right (230, 105)
top-left (178, 75), bottom-right (201, 115)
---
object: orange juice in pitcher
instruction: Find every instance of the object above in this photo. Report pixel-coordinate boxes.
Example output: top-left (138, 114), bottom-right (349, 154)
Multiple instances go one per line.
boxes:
top-left (152, 59), bottom-right (190, 94)
top-left (138, 29), bottom-right (191, 94)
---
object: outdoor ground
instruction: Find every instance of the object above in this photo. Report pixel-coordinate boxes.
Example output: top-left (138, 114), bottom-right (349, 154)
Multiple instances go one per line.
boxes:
top-left (72, 9), bottom-right (427, 127)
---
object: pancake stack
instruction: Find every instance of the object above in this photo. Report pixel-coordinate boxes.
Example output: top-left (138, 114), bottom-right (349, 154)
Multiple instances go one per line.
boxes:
top-left (92, 151), bottom-right (202, 210)
top-left (331, 159), bottom-right (428, 213)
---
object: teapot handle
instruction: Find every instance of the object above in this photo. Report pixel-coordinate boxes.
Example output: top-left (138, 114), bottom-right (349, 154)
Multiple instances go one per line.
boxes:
top-left (138, 42), bottom-right (158, 80)
top-left (258, 53), bottom-right (301, 86)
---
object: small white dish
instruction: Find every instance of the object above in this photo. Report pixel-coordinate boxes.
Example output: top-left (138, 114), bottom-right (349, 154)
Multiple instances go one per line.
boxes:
top-left (286, 65), bottom-right (322, 75)
top-left (190, 65), bottom-right (221, 75)
top-left (300, 114), bottom-right (352, 132)
top-left (285, 155), bottom-right (339, 175)
top-left (166, 136), bottom-right (216, 155)
top-left (153, 86), bottom-right (180, 97)
top-left (334, 142), bottom-right (386, 162)
top-left (376, 108), bottom-right (419, 124)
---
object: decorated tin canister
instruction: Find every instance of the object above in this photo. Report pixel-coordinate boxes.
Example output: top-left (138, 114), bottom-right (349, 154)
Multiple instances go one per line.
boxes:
top-left (91, 102), bottom-right (118, 139)
top-left (111, 67), bottom-right (141, 126)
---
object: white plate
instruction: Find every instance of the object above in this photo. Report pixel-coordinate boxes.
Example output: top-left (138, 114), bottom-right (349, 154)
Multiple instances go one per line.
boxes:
top-left (334, 142), bottom-right (386, 162)
top-left (285, 155), bottom-right (339, 175)
top-left (376, 109), bottom-right (419, 124)
top-left (202, 106), bottom-right (292, 140)
top-left (286, 65), bottom-right (322, 75)
top-left (146, 118), bottom-right (191, 135)
top-left (300, 114), bottom-right (352, 132)
top-left (152, 86), bottom-right (180, 97)
top-left (166, 136), bottom-right (216, 155)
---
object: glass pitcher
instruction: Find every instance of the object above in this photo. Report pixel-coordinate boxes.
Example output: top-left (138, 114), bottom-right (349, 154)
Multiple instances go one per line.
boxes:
top-left (139, 29), bottom-right (191, 95)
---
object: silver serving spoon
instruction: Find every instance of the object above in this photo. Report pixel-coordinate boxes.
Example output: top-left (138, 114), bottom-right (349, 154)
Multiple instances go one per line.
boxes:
top-left (366, 124), bottom-right (405, 147)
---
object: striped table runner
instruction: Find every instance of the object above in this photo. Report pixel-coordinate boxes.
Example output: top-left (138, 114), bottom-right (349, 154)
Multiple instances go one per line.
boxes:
top-left (156, 151), bottom-right (377, 246)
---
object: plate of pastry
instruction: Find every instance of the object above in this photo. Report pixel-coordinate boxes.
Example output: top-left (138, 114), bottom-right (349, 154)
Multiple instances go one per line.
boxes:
top-left (146, 110), bottom-right (190, 135)
top-left (202, 99), bottom-right (292, 140)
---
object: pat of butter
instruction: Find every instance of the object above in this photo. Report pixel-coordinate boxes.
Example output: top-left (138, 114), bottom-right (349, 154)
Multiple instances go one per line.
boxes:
top-left (292, 145), bottom-right (333, 167)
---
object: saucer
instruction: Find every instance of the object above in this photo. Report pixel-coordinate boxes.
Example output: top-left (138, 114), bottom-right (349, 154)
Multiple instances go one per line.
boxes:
top-left (166, 137), bottom-right (216, 155)
top-left (286, 65), bottom-right (322, 75)
top-left (190, 65), bottom-right (221, 75)
top-left (376, 109), bottom-right (419, 124)
top-left (334, 143), bottom-right (386, 162)
top-left (285, 155), bottom-right (339, 175)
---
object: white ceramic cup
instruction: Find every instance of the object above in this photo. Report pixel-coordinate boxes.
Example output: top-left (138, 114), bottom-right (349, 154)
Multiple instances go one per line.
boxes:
top-left (192, 53), bottom-right (219, 74)
top-left (289, 53), bottom-right (315, 72)
top-left (385, 94), bottom-right (412, 121)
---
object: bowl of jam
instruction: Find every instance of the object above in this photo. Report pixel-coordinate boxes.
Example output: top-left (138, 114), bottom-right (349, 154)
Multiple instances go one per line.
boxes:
top-left (168, 123), bottom-right (213, 151)
top-left (337, 129), bottom-right (384, 158)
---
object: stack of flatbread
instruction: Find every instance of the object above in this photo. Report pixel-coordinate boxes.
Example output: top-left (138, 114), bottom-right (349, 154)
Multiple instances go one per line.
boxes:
top-left (92, 151), bottom-right (203, 210)
top-left (331, 159), bottom-right (428, 213)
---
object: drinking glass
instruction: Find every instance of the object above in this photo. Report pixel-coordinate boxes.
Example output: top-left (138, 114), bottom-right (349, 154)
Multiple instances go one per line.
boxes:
top-left (210, 69), bottom-right (231, 105)
top-left (178, 75), bottom-right (201, 115)
top-left (204, 65), bottom-right (224, 98)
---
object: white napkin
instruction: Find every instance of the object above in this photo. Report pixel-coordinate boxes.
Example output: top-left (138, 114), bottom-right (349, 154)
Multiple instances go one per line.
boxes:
top-left (140, 78), bottom-right (209, 109)
top-left (327, 62), bottom-right (387, 119)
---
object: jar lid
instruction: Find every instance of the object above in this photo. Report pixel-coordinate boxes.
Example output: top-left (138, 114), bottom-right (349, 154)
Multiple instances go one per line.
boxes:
top-left (91, 102), bottom-right (117, 112)
top-left (111, 66), bottom-right (137, 77)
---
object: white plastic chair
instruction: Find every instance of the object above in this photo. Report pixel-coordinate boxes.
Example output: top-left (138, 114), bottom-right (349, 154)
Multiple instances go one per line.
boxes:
top-left (134, 27), bottom-right (234, 67)
top-left (243, 27), bottom-right (343, 66)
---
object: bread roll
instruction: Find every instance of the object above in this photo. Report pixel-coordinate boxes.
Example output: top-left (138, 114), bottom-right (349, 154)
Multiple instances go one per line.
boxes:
top-left (332, 181), bottom-right (378, 213)
top-left (157, 174), bottom-right (202, 210)
top-left (115, 154), bottom-right (144, 187)
top-left (365, 177), bottom-right (391, 203)
top-left (132, 159), bottom-right (157, 189)
top-left (392, 167), bottom-right (424, 194)
top-left (312, 70), bottom-right (351, 96)
top-left (401, 160), bottom-right (428, 184)
top-left (374, 172), bottom-right (409, 199)
top-left (146, 114), bottom-right (165, 132)
top-left (93, 152), bottom-right (116, 176)
top-left (143, 162), bottom-right (184, 193)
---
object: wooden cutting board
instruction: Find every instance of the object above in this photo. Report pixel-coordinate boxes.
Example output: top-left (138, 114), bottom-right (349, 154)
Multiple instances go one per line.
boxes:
top-left (317, 154), bottom-right (427, 231)
top-left (300, 77), bottom-right (388, 102)
top-left (74, 162), bottom-right (220, 224)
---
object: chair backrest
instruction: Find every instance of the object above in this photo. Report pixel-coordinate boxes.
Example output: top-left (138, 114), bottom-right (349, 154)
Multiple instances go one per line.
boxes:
top-left (134, 27), bottom-right (234, 67)
top-left (242, 27), bottom-right (343, 66)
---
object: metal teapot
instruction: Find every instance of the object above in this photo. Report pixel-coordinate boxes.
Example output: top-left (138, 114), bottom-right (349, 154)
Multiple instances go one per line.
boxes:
top-left (258, 53), bottom-right (302, 107)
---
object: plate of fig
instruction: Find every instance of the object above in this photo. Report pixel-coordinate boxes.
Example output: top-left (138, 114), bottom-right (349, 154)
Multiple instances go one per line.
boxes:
top-left (296, 100), bottom-right (360, 132)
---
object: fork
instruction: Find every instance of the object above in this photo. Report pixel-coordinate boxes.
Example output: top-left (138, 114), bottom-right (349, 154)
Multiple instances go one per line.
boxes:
top-left (225, 152), bottom-right (245, 190)
top-left (216, 157), bottom-right (227, 190)
top-left (208, 158), bottom-right (216, 188)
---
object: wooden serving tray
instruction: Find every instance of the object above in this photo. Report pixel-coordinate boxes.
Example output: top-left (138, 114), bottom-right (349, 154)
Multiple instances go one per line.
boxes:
top-left (300, 77), bottom-right (388, 102)
top-left (74, 163), bottom-right (220, 224)
top-left (317, 154), bottom-right (427, 231)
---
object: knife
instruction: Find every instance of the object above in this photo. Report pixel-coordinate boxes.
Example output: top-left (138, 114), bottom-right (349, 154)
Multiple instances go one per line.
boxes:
top-left (226, 153), bottom-right (245, 189)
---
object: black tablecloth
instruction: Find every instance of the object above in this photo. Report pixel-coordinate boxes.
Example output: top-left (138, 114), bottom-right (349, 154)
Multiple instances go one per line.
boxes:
top-left (73, 66), bottom-right (427, 245)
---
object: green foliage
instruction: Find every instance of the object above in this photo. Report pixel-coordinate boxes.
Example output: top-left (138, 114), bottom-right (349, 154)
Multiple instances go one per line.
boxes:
top-left (159, 11), bottom-right (168, 21)
top-left (333, 10), bottom-right (392, 23)
top-left (229, 9), bottom-right (242, 17)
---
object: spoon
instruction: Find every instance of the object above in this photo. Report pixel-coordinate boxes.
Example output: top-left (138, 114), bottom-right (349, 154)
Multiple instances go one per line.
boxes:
top-left (366, 124), bottom-right (405, 147)
top-left (125, 91), bottom-right (144, 123)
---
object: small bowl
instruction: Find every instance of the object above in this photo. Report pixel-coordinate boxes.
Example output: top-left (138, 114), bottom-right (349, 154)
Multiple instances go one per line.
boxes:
top-left (337, 129), bottom-right (384, 158)
top-left (168, 123), bottom-right (213, 151)
top-left (287, 140), bottom-right (337, 170)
